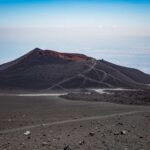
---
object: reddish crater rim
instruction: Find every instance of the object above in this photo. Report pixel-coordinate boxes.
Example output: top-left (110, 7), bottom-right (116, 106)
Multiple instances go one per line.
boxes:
top-left (30, 48), bottom-right (92, 61)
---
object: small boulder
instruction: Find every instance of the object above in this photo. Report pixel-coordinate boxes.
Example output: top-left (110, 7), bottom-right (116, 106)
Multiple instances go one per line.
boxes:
top-left (24, 131), bottom-right (31, 136)
top-left (121, 130), bottom-right (126, 135)
top-left (64, 145), bottom-right (71, 150)
top-left (42, 142), bottom-right (49, 146)
top-left (139, 136), bottom-right (143, 139)
top-left (117, 122), bottom-right (123, 126)
top-left (89, 132), bottom-right (95, 136)
top-left (78, 140), bottom-right (85, 145)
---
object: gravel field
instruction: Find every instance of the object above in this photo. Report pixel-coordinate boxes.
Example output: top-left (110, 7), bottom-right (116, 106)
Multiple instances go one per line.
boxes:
top-left (0, 93), bottom-right (149, 150)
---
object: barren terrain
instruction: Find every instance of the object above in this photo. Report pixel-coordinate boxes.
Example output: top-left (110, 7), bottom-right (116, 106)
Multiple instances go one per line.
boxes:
top-left (0, 93), bottom-right (149, 150)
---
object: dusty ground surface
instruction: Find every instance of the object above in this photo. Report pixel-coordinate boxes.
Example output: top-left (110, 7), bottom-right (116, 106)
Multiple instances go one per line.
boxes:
top-left (0, 95), bottom-right (149, 150)
top-left (61, 89), bottom-right (150, 105)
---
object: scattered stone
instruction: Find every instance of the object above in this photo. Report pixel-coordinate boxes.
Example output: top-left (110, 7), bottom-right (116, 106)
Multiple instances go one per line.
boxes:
top-left (20, 143), bottom-right (25, 145)
top-left (89, 132), bottom-right (95, 136)
top-left (121, 130), bottom-right (126, 135)
top-left (117, 122), bottom-right (123, 126)
top-left (24, 131), bottom-right (31, 136)
top-left (78, 140), bottom-right (85, 145)
top-left (47, 139), bottom-right (51, 142)
top-left (102, 141), bottom-right (106, 144)
top-left (42, 142), bottom-right (49, 146)
top-left (114, 130), bottom-right (127, 135)
top-left (139, 136), bottom-right (144, 139)
top-left (64, 145), bottom-right (71, 150)
top-left (101, 133), bottom-right (105, 137)
top-left (42, 134), bottom-right (46, 137)
top-left (114, 132), bottom-right (120, 135)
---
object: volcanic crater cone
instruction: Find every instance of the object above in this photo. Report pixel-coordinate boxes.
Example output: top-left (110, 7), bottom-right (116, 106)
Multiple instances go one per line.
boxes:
top-left (0, 48), bottom-right (150, 90)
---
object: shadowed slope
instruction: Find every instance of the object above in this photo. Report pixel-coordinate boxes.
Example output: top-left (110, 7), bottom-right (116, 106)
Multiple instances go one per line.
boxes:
top-left (0, 48), bottom-right (150, 90)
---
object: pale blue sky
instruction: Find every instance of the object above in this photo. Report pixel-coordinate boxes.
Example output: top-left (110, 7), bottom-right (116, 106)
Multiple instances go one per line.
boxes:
top-left (0, 0), bottom-right (150, 73)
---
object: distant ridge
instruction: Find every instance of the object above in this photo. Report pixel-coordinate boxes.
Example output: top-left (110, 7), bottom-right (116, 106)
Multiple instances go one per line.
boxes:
top-left (0, 48), bottom-right (150, 90)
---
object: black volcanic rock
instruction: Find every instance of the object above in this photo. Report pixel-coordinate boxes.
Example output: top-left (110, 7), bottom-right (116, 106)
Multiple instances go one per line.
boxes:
top-left (0, 48), bottom-right (150, 90)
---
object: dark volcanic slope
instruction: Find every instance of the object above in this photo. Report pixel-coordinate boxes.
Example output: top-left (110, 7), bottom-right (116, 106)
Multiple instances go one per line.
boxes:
top-left (101, 60), bottom-right (150, 84)
top-left (0, 48), bottom-right (150, 90)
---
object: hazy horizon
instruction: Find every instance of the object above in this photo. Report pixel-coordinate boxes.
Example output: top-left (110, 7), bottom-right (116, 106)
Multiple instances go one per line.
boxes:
top-left (0, 0), bottom-right (150, 73)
